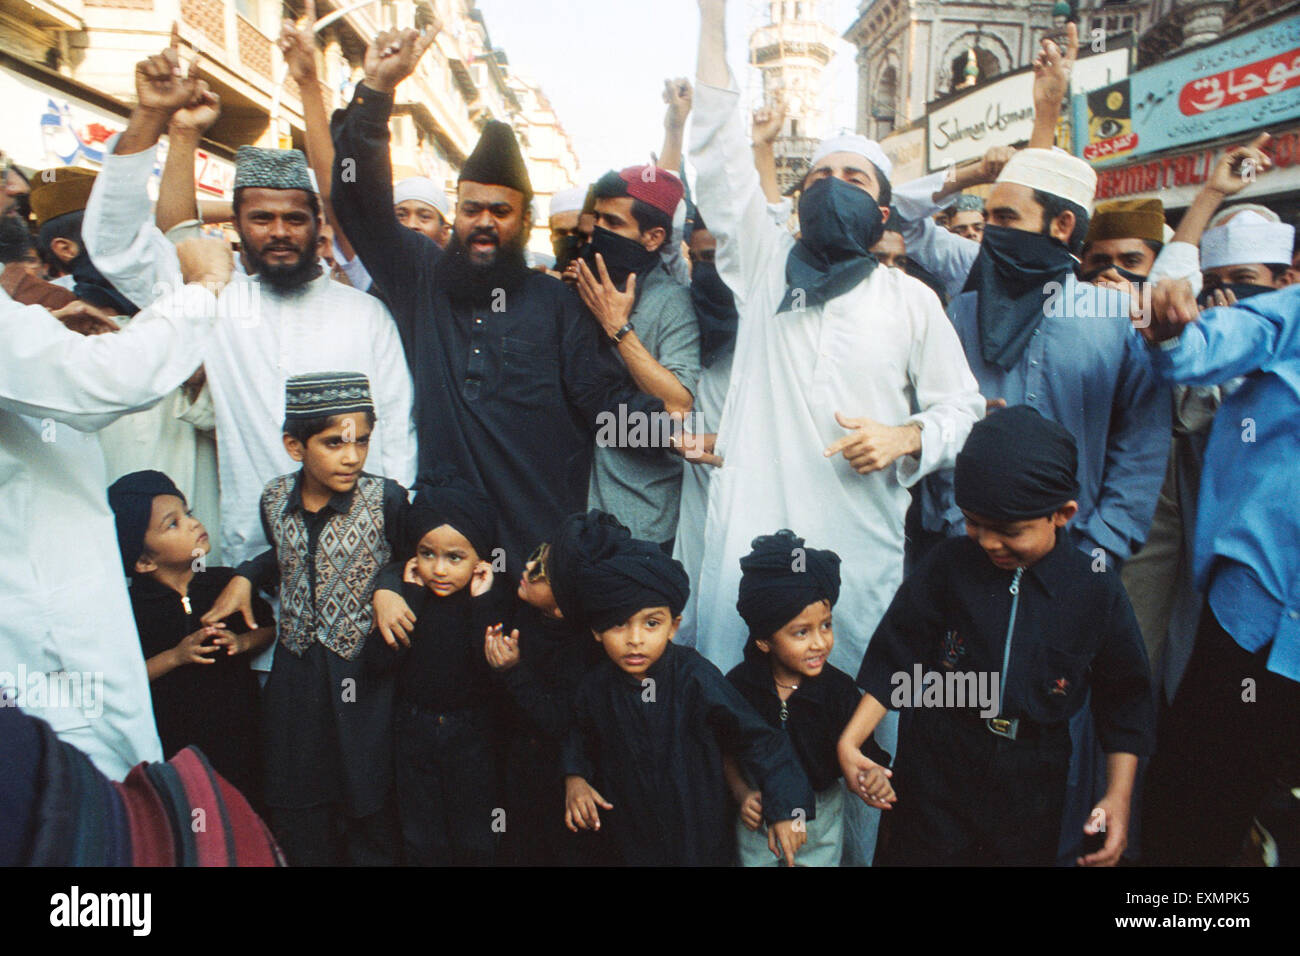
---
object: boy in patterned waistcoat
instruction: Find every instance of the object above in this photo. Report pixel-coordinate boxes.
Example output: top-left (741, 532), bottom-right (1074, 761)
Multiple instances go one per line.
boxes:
top-left (208, 372), bottom-right (406, 865)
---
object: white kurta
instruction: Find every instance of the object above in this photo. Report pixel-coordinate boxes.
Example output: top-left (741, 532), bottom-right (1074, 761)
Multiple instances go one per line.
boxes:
top-left (84, 148), bottom-right (419, 669)
top-left (687, 78), bottom-right (985, 677)
top-left (0, 283), bottom-right (220, 779)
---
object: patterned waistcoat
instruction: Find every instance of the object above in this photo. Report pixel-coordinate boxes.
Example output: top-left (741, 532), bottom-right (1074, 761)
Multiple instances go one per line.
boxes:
top-left (262, 474), bottom-right (391, 661)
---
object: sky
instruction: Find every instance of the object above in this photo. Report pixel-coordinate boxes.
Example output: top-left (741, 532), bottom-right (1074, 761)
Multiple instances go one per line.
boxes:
top-left (474, 0), bottom-right (862, 185)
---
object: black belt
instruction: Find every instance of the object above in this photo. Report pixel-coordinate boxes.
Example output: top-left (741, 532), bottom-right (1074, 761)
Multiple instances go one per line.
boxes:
top-left (953, 708), bottom-right (1048, 741)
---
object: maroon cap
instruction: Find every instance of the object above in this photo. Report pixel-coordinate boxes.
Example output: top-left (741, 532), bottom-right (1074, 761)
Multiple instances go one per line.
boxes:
top-left (618, 166), bottom-right (684, 218)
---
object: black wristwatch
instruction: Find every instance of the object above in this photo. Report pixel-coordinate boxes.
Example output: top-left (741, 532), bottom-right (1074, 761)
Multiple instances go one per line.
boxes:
top-left (611, 322), bottom-right (635, 344)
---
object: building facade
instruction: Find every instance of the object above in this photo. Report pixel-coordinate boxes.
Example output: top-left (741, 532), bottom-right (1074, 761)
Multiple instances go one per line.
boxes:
top-left (0, 0), bottom-right (578, 251)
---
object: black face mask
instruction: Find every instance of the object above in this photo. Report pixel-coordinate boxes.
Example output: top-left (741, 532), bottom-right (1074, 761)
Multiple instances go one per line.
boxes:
top-left (963, 224), bottom-right (1077, 370)
top-left (778, 177), bottom-right (884, 313)
top-left (552, 233), bottom-right (586, 274)
top-left (1198, 282), bottom-right (1278, 308)
top-left (584, 226), bottom-right (658, 290)
top-left (69, 248), bottom-right (139, 316)
top-left (689, 259), bottom-right (739, 367)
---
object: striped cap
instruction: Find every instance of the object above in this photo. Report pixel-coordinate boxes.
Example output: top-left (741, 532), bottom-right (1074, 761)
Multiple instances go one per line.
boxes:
top-left (284, 372), bottom-right (374, 421)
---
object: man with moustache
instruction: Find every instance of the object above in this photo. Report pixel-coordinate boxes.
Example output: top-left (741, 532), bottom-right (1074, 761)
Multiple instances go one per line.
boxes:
top-left (82, 34), bottom-right (415, 681)
top-left (331, 27), bottom-right (663, 562)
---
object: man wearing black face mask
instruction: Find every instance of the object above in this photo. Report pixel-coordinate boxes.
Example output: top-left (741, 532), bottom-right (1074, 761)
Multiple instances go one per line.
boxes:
top-left (574, 166), bottom-right (700, 550)
top-left (692, 0), bottom-right (984, 867)
top-left (549, 185), bottom-right (590, 277)
top-left (1077, 199), bottom-right (1167, 302)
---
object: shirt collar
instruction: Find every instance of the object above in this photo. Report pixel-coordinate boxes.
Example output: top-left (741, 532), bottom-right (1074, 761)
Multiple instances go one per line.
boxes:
top-left (1023, 530), bottom-right (1076, 598)
top-left (733, 644), bottom-right (836, 705)
top-left (282, 470), bottom-right (356, 518)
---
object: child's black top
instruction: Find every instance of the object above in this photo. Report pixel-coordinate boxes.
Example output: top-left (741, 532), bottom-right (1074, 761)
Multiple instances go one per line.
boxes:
top-left (727, 652), bottom-right (890, 792)
top-left (561, 642), bottom-right (815, 866)
top-left (364, 576), bottom-right (512, 712)
top-left (129, 566), bottom-right (270, 791)
top-left (497, 602), bottom-right (605, 745)
top-left (857, 531), bottom-right (1154, 755)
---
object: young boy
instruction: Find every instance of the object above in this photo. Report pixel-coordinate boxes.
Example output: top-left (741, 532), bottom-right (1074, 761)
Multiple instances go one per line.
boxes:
top-left (108, 470), bottom-right (273, 801)
top-left (206, 372), bottom-right (406, 866)
top-left (560, 511), bottom-right (815, 866)
top-left (840, 406), bottom-right (1154, 866)
top-left (367, 467), bottom-right (512, 866)
top-left (492, 530), bottom-right (615, 866)
top-left (725, 529), bottom-right (891, 867)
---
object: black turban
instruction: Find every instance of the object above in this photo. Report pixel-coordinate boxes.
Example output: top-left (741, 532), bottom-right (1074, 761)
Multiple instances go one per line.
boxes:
top-left (955, 405), bottom-right (1079, 522)
top-left (737, 530), bottom-right (841, 648)
top-left (107, 470), bottom-right (185, 576)
top-left (547, 510), bottom-right (632, 628)
top-left (459, 120), bottom-right (533, 201)
top-left (577, 538), bottom-right (691, 634)
top-left (404, 466), bottom-right (495, 560)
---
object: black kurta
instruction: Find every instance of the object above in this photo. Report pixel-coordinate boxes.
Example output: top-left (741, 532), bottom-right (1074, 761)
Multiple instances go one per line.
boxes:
top-left (727, 649), bottom-right (890, 793)
top-left (331, 85), bottom-right (666, 562)
top-left (496, 603), bottom-right (606, 865)
top-left (128, 567), bottom-right (268, 800)
top-left (561, 642), bottom-right (815, 866)
top-left (857, 531), bottom-right (1154, 864)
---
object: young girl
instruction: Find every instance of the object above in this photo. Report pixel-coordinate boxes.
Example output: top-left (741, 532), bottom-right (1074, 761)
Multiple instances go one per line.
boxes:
top-left (725, 529), bottom-right (891, 866)
top-left (109, 470), bottom-right (273, 801)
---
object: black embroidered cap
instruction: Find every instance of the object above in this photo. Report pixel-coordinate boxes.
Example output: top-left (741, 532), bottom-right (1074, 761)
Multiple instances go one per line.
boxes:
top-left (283, 372), bottom-right (374, 422)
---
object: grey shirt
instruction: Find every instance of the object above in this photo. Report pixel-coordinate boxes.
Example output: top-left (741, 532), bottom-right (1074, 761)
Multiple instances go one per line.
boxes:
top-left (588, 261), bottom-right (701, 544)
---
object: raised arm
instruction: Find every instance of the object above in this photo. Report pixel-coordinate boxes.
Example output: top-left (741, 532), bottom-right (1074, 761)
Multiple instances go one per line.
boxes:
top-left (1028, 21), bottom-right (1076, 149)
top-left (659, 78), bottom-right (692, 174)
top-left (330, 26), bottom-right (439, 336)
top-left (690, 0), bottom-right (789, 307)
top-left (751, 98), bottom-right (785, 205)
top-left (280, 2), bottom-right (356, 261)
top-left (156, 81), bottom-right (220, 235)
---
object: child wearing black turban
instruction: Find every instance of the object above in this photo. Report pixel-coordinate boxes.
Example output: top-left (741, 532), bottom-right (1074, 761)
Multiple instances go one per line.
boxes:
top-left (559, 514), bottom-right (816, 865)
top-left (107, 470), bottom-right (271, 803)
top-left (726, 530), bottom-right (891, 866)
top-left (840, 406), bottom-right (1154, 866)
top-left (367, 467), bottom-right (512, 866)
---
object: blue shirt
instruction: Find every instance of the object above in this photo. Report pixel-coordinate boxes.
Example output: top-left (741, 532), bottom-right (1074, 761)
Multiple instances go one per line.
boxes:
top-left (943, 273), bottom-right (1172, 566)
top-left (1146, 283), bottom-right (1300, 681)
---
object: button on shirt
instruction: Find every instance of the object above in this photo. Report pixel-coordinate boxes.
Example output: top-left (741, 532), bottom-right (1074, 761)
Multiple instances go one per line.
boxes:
top-left (1146, 283), bottom-right (1300, 680)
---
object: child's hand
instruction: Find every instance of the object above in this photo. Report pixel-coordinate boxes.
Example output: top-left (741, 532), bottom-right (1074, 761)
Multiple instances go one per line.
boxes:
top-left (171, 625), bottom-right (224, 667)
top-left (564, 775), bottom-right (613, 832)
top-left (738, 789), bottom-right (763, 831)
top-left (469, 560), bottom-right (493, 597)
top-left (374, 589), bottom-right (416, 648)
top-left (840, 746), bottom-right (896, 809)
top-left (201, 575), bottom-right (258, 630)
top-left (210, 628), bottom-right (261, 656)
top-left (483, 624), bottom-right (521, 671)
top-left (768, 817), bottom-right (806, 866)
top-left (1078, 797), bottom-right (1129, 867)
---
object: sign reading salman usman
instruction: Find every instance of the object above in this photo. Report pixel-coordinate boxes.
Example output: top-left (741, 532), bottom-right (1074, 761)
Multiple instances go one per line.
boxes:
top-left (927, 45), bottom-right (1129, 172)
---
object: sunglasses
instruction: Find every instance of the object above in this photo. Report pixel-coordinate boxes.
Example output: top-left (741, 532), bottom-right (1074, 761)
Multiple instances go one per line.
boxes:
top-left (524, 543), bottom-right (551, 583)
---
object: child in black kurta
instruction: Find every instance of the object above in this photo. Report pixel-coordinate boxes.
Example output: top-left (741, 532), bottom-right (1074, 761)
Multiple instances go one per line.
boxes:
top-left (491, 540), bottom-right (610, 866)
top-left (109, 471), bottom-right (272, 803)
top-left (367, 468), bottom-right (511, 866)
top-left (840, 406), bottom-right (1154, 866)
top-left (725, 530), bottom-right (891, 867)
top-left (208, 373), bottom-right (405, 866)
top-left (558, 511), bottom-right (815, 866)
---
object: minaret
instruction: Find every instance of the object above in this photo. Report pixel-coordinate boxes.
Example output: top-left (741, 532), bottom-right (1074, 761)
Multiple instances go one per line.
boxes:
top-left (749, 0), bottom-right (841, 194)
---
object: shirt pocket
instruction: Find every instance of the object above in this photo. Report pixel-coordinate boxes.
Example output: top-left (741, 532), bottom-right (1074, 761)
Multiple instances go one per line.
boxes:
top-left (499, 335), bottom-right (557, 407)
top-left (1030, 644), bottom-right (1091, 723)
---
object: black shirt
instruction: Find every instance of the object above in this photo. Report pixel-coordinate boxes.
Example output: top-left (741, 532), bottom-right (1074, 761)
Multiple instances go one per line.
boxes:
top-left (331, 84), bottom-right (665, 560)
top-left (129, 567), bottom-right (269, 794)
top-left (365, 576), bottom-right (512, 713)
top-left (497, 602), bottom-right (605, 746)
top-left (561, 643), bottom-right (814, 866)
top-left (858, 532), bottom-right (1155, 755)
top-left (727, 650), bottom-right (890, 792)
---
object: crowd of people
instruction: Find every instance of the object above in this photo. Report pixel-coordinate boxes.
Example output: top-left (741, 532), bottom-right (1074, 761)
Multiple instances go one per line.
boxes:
top-left (2, 0), bottom-right (1298, 867)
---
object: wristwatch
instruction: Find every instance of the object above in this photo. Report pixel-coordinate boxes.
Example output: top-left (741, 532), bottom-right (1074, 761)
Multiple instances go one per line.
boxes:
top-left (612, 322), bottom-right (635, 344)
